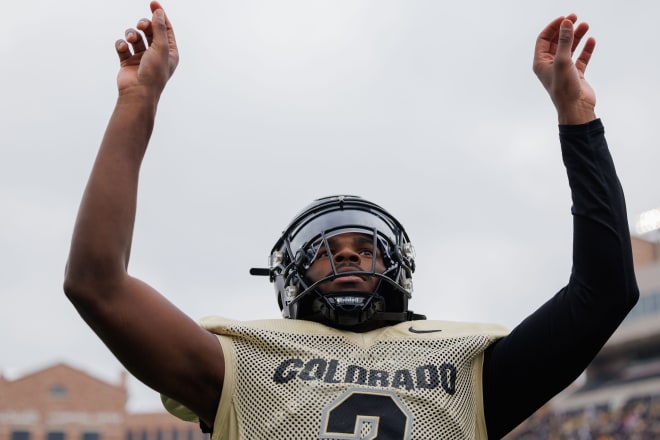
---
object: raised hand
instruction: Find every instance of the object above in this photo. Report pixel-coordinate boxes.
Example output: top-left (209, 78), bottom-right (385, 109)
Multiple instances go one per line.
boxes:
top-left (533, 15), bottom-right (596, 124)
top-left (115, 1), bottom-right (179, 97)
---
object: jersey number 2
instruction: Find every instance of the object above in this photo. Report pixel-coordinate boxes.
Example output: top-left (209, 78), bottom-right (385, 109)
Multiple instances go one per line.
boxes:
top-left (319, 389), bottom-right (412, 440)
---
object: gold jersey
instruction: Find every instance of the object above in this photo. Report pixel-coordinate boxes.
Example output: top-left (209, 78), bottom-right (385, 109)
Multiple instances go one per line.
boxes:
top-left (163, 318), bottom-right (508, 440)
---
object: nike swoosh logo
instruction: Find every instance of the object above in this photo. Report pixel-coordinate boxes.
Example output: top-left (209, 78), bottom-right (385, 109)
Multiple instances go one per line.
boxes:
top-left (408, 326), bottom-right (443, 334)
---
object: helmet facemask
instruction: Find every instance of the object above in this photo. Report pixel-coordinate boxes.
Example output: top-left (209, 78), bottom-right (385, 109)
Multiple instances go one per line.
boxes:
top-left (295, 228), bottom-right (399, 327)
top-left (251, 196), bottom-right (424, 329)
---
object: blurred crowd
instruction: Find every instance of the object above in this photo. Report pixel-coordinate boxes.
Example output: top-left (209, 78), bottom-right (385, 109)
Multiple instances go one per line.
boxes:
top-left (505, 393), bottom-right (660, 439)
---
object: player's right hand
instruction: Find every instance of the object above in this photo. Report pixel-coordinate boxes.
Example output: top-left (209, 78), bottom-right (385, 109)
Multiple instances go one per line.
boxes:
top-left (114, 1), bottom-right (179, 98)
top-left (532, 14), bottom-right (596, 124)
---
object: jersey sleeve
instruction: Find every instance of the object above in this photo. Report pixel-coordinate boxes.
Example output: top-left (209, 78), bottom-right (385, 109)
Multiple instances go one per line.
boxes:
top-left (482, 119), bottom-right (640, 439)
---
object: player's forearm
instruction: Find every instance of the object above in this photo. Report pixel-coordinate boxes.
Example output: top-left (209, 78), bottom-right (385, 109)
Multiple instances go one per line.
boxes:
top-left (64, 93), bottom-right (159, 298)
top-left (561, 120), bottom-right (638, 305)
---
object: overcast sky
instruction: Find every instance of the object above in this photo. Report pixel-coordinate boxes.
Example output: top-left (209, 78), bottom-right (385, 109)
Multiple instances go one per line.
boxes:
top-left (2, 0), bottom-right (659, 412)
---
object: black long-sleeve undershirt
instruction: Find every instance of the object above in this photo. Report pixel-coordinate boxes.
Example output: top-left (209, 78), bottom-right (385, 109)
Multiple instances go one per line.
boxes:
top-left (482, 119), bottom-right (640, 439)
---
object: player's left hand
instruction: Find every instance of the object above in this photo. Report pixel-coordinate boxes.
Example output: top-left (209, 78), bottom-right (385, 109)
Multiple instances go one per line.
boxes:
top-left (533, 15), bottom-right (596, 124)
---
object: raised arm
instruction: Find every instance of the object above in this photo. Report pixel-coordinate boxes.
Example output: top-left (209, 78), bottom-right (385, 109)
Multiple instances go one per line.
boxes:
top-left (63, 2), bottom-right (223, 428)
top-left (482, 15), bottom-right (639, 438)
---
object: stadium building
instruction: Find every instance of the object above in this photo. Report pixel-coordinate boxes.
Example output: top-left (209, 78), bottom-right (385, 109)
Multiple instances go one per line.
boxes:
top-left (0, 364), bottom-right (206, 440)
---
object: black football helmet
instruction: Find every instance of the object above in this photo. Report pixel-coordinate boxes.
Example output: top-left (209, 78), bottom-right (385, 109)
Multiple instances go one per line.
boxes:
top-left (250, 195), bottom-right (425, 328)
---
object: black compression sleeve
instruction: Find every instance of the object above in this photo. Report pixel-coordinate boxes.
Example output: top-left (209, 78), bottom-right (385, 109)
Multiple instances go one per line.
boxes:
top-left (482, 119), bottom-right (639, 439)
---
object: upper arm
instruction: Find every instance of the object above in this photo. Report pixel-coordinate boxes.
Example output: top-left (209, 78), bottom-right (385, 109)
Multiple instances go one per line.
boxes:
top-left (65, 274), bottom-right (224, 427)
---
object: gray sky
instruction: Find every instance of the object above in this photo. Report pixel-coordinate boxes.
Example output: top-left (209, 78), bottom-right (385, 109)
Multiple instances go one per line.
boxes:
top-left (2, 0), bottom-right (659, 412)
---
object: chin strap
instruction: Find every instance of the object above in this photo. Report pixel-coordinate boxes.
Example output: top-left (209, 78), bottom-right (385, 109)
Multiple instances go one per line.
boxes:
top-left (376, 311), bottom-right (427, 322)
top-left (305, 306), bottom-right (426, 329)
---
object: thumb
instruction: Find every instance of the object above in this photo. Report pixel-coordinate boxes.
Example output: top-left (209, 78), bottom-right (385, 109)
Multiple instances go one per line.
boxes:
top-left (150, 8), bottom-right (167, 47)
top-left (555, 19), bottom-right (574, 66)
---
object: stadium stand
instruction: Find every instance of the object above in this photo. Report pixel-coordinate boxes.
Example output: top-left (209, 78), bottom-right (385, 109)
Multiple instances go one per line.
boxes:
top-left (505, 235), bottom-right (660, 439)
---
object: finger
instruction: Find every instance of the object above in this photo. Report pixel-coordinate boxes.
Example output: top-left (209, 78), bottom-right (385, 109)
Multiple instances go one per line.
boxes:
top-left (125, 28), bottom-right (147, 53)
top-left (534, 15), bottom-right (571, 61)
top-left (575, 37), bottom-right (596, 74)
top-left (115, 39), bottom-right (132, 62)
top-left (571, 22), bottom-right (590, 54)
top-left (137, 18), bottom-right (154, 46)
top-left (536, 16), bottom-right (565, 47)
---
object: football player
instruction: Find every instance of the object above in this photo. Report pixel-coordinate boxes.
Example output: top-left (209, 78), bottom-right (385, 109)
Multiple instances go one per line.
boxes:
top-left (64, 3), bottom-right (639, 438)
